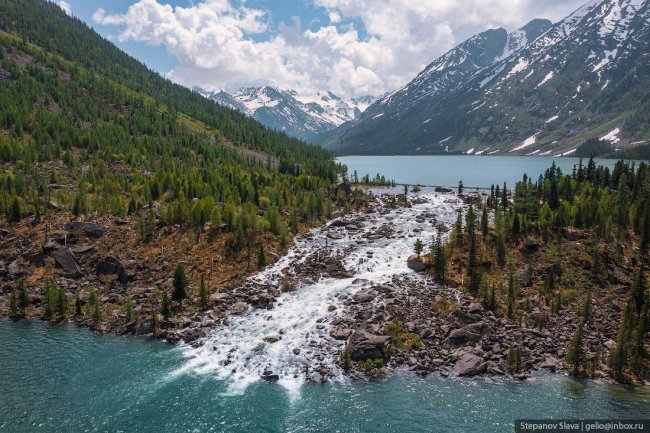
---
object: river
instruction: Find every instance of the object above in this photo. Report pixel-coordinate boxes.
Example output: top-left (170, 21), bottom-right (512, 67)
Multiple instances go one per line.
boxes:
top-left (1, 165), bottom-right (648, 432)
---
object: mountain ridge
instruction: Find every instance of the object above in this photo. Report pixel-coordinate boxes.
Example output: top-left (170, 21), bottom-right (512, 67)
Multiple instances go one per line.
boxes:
top-left (198, 86), bottom-right (376, 142)
top-left (322, 0), bottom-right (650, 156)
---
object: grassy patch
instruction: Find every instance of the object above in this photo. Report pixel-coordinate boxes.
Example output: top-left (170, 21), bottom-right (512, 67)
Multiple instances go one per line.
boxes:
top-left (382, 321), bottom-right (423, 350)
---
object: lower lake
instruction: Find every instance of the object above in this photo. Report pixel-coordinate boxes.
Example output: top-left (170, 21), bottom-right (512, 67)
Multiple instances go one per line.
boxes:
top-left (1, 320), bottom-right (648, 433)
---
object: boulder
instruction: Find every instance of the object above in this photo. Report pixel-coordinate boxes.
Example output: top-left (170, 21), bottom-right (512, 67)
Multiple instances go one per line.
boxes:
top-left (54, 248), bottom-right (82, 277)
top-left (7, 258), bottom-right (26, 277)
top-left (407, 254), bottom-right (426, 272)
top-left (64, 221), bottom-right (104, 238)
top-left (540, 356), bottom-right (561, 372)
top-left (453, 353), bottom-right (487, 376)
top-left (230, 302), bottom-right (248, 315)
top-left (96, 257), bottom-right (129, 284)
top-left (347, 330), bottom-right (391, 361)
top-left (444, 328), bottom-right (481, 347)
top-left (330, 327), bottom-right (353, 340)
top-left (352, 291), bottom-right (374, 303)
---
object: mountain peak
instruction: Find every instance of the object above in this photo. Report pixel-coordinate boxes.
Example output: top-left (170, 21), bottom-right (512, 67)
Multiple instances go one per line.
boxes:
top-left (203, 86), bottom-right (374, 142)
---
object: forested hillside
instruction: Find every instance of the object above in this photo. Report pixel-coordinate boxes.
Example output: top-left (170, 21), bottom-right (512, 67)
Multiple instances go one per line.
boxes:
top-left (0, 0), bottom-right (354, 337)
top-left (0, 0), bottom-right (343, 231)
top-left (435, 159), bottom-right (649, 382)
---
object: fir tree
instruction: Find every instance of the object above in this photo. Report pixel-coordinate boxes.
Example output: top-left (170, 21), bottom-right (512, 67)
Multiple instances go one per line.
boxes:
top-left (125, 297), bottom-right (133, 322)
top-left (414, 238), bottom-right (424, 256)
top-left (161, 291), bottom-right (171, 319)
top-left (507, 272), bottom-right (516, 318)
top-left (481, 205), bottom-right (489, 238)
top-left (432, 232), bottom-right (446, 282)
top-left (199, 274), bottom-right (209, 312)
top-left (566, 322), bottom-right (586, 376)
top-left (150, 303), bottom-right (159, 336)
top-left (75, 292), bottom-right (82, 316)
top-left (258, 244), bottom-right (267, 268)
top-left (172, 264), bottom-right (188, 301)
top-left (506, 345), bottom-right (522, 373)
top-left (9, 195), bottom-right (21, 223)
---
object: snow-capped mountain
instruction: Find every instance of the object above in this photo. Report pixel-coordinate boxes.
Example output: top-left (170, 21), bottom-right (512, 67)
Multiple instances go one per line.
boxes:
top-left (325, 0), bottom-right (650, 156)
top-left (197, 86), bottom-right (375, 142)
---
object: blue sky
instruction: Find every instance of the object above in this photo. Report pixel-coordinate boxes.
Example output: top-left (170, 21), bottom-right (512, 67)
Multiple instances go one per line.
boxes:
top-left (55, 0), bottom-right (586, 98)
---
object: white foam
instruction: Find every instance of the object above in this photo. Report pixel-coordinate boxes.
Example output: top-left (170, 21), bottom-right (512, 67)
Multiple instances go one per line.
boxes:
top-left (175, 192), bottom-right (462, 393)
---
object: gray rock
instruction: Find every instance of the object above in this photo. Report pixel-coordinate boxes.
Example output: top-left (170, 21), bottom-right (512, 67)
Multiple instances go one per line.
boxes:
top-left (330, 328), bottom-right (353, 340)
top-left (444, 328), bottom-right (481, 347)
top-left (96, 256), bottom-right (129, 284)
top-left (54, 248), bottom-right (82, 277)
top-left (64, 221), bottom-right (104, 238)
top-left (453, 353), bottom-right (487, 376)
top-left (407, 254), bottom-right (426, 272)
top-left (352, 291), bottom-right (374, 303)
top-left (347, 330), bottom-right (390, 361)
top-left (230, 302), bottom-right (248, 315)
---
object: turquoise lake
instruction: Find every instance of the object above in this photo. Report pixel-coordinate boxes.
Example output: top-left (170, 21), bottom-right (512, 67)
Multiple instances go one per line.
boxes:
top-left (336, 155), bottom-right (623, 188)
top-left (1, 320), bottom-right (648, 433)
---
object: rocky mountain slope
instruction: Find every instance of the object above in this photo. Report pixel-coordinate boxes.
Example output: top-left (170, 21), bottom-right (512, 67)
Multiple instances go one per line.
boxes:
top-left (323, 0), bottom-right (650, 156)
top-left (198, 86), bottom-right (375, 142)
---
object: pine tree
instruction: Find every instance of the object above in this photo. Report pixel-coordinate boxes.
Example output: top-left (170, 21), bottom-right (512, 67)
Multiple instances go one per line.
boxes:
top-left (125, 297), bottom-right (133, 322)
top-left (566, 321), bottom-right (586, 376)
top-left (629, 303), bottom-right (648, 377)
top-left (481, 205), bottom-right (489, 238)
top-left (161, 291), bottom-right (171, 319)
top-left (507, 272), bottom-right (516, 318)
top-left (609, 301), bottom-right (634, 380)
top-left (199, 274), bottom-right (209, 311)
top-left (582, 294), bottom-right (593, 322)
top-left (75, 292), bottom-right (82, 316)
top-left (172, 264), bottom-right (188, 301)
top-left (414, 238), bottom-right (424, 256)
top-left (9, 195), bottom-right (21, 223)
top-left (630, 264), bottom-right (646, 315)
top-left (455, 209), bottom-right (464, 247)
top-left (258, 244), bottom-right (267, 268)
top-left (488, 283), bottom-right (497, 311)
top-left (458, 180), bottom-right (464, 195)
top-left (506, 345), bottom-right (522, 373)
top-left (432, 232), bottom-right (446, 282)
top-left (150, 303), bottom-right (159, 335)
top-left (8, 288), bottom-right (19, 318)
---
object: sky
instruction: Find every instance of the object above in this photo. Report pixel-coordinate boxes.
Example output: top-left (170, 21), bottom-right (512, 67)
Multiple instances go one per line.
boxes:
top-left (54, 0), bottom-right (588, 99)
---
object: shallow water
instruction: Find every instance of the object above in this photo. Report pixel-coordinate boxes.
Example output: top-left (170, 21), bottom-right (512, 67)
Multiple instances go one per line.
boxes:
top-left (1, 320), bottom-right (648, 433)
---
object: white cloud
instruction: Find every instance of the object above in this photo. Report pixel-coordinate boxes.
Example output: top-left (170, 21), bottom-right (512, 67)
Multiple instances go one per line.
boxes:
top-left (57, 0), bottom-right (72, 16)
top-left (93, 0), bottom-right (586, 98)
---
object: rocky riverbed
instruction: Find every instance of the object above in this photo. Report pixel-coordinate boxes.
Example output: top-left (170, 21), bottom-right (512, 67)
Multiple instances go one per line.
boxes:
top-left (1, 187), bottom-right (638, 388)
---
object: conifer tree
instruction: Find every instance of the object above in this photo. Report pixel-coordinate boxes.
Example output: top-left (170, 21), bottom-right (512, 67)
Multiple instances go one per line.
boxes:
top-left (125, 297), bottom-right (133, 322)
top-left (481, 205), bottom-right (489, 238)
top-left (414, 238), bottom-right (424, 256)
top-left (566, 321), bottom-right (586, 376)
top-left (161, 291), bottom-right (171, 319)
top-left (507, 272), bottom-right (516, 318)
top-left (432, 232), bottom-right (446, 282)
top-left (172, 264), bottom-right (188, 301)
top-left (199, 274), bottom-right (209, 311)
top-left (150, 303), bottom-right (159, 335)
top-left (75, 292), bottom-right (82, 316)
top-left (258, 244), bottom-right (267, 268)
top-left (9, 195), bottom-right (21, 223)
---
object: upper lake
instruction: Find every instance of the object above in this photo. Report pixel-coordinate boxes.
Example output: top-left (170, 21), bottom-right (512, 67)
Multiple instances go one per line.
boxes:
top-left (337, 155), bottom-right (624, 188)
